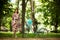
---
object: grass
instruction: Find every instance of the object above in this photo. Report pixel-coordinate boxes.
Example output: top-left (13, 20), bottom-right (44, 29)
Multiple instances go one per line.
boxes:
top-left (0, 32), bottom-right (60, 38)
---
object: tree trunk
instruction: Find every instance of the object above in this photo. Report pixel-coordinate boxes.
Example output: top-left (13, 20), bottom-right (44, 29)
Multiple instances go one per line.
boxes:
top-left (10, 21), bottom-right (12, 31)
top-left (54, 10), bottom-right (58, 33)
top-left (0, 19), bottom-right (1, 31)
top-left (22, 0), bottom-right (26, 37)
top-left (0, 18), bottom-right (2, 31)
top-left (54, 22), bottom-right (58, 33)
top-left (55, 26), bottom-right (58, 33)
top-left (22, 0), bottom-right (28, 37)
top-left (54, 0), bottom-right (59, 33)
top-left (30, 0), bottom-right (35, 32)
top-left (54, 11), bottom-right (58, 33)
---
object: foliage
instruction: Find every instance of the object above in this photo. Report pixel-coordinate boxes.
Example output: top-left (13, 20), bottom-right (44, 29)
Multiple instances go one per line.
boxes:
top-left (0, 0), bottom-right (60, 33)
top-left (0, 0), bottom-right (12, 26)
top-left (34, 0), bottom-right (60, 32)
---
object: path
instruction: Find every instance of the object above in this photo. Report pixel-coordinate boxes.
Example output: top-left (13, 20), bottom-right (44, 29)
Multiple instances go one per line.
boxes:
top-left (0, 38), bottom-right (60, 40)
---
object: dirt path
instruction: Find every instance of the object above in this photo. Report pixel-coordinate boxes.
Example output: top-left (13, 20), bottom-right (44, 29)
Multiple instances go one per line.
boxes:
top-left (0, 38), bottom-right (60, 40)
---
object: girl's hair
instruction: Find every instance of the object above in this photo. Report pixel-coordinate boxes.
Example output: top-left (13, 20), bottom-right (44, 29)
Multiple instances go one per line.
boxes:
top-left (14, 8), bottom-right (18, 13)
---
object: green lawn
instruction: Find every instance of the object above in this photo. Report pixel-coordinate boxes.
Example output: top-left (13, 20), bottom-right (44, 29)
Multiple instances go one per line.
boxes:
top-left (0, 32), bottom-right (60, 38)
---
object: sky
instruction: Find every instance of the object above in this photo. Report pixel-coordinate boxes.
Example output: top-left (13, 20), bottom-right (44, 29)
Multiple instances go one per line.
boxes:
top-left (10, 0), bottom-right (16, 3)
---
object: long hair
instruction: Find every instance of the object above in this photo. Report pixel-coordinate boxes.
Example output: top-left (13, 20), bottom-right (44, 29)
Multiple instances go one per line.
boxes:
top-left (14, 8), bottom-right (19, 13)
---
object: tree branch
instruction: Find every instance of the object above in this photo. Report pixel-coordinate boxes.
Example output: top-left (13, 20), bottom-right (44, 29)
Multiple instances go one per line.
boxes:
top-left (25, 0), bottom-right (29, 5)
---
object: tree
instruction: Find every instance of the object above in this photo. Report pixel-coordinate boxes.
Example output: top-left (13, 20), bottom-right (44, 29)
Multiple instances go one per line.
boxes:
top-left (22, 0), bottom-right (28, 37)
top-left (0, 0), bottom-right (11, 30)
top-left (53, 0), bottom-right (60, 32)
top-left (30, 0), bottom-right (36, 32)
top-left (39, 0), bottom-right (60, 33)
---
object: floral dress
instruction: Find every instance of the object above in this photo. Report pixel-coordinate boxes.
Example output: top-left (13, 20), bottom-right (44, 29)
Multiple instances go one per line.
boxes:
top-left (12, 13), bottom-right (20, 32)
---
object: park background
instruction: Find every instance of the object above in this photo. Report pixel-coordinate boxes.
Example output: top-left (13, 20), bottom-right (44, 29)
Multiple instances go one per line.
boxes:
top-left (0, 0), bottom-right (60, 38)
